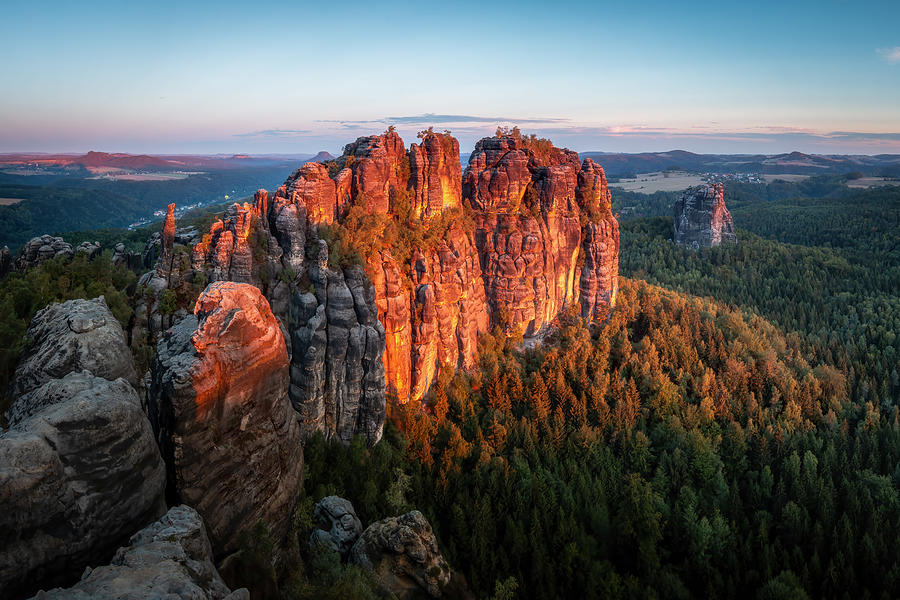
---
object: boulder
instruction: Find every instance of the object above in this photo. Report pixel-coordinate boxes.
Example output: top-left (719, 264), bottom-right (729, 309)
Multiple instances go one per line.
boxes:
top-left (350, 510), bottom-right (451, 599)
top-left (149, 282), bottom-right (303, 555)
top-left (32, 505), bottom-right (247, 600)
top-left (11, 296), bottom-right (137, 400)
top-left (309, 496), bottom-right (363, 557)
top-left (0, 371), bottom-right (166, 597)
top-left (14, 235), bottom-right (74, 271)
top-left (74, 241), bottom-right (101, 259)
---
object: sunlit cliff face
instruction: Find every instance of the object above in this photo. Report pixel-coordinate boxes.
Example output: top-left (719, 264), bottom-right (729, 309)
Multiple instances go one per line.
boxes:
top-left (189, 281), bottom-right (288, 419)
top-left (190, 131), bottom-right (619, 407)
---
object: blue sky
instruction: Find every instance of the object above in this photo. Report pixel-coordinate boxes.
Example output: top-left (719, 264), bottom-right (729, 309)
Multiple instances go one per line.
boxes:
top-left (1, 0), bottom-right (899, 155)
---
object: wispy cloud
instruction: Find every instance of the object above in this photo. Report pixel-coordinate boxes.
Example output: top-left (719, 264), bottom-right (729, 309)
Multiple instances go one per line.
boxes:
top-left (234, 129), bottom-right (311, 138)
top-left (319, 114), bottom-right (569, 126)
top-left (877, 47), bottom-right (900, 63)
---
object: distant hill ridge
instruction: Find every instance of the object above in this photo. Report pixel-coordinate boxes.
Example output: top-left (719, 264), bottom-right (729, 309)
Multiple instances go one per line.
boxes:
top-left (580, 149), bottom-right (900, 177)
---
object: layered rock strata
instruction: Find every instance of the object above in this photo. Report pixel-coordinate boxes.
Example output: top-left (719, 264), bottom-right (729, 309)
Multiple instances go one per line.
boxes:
top-left (11, 296), bottom-right (138, 400)
top-left (673, 183), bottom-right (737, 248)
top-left (349, 510), bottom-right (452, 599)
top-left (149, 282), bottom-right (303, 554)
top-left (14, 235), bottom-right (74, 271)
top-left (186, 130), bottom-right (618, 441)
top-left (309, 496), bottom-right (363, 557)
top-left (32, 505), bottom-right (247, 600)
top-left (0, 297), bottom-right (165, 598)
top-left (464, 137), bottom-right (619, 334)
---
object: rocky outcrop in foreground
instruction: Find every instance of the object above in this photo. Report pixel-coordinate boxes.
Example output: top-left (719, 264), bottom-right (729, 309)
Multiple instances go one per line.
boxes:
top-left (149, 282), bottom-right (303, 555)
top-left (309, 496), bottom-right (363, 557)
top-left (182, 130), bottom-right (619, 445)
top-left (33, 505), bottom-right (247, 600)
top-left (350, 510), bottom-right (452, 599)
top-left (0, 298), bottom-right (165, 598)
top-left (673, 183), bottom-right (737, 248)
top-left (11, 296), bottom-right (137, 400)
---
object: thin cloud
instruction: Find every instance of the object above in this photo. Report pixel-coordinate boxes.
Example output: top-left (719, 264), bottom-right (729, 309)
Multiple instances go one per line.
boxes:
top-left (234, 129), bottom-right (311, 138)
top-left (877, 47), bottom-right (900, 63)
top-left (320, 114), bottom-right (569, 126)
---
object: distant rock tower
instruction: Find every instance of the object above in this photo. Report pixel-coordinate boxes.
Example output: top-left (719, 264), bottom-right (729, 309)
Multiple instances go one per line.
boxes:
top-left (673, 183), bottom-right (737, 248)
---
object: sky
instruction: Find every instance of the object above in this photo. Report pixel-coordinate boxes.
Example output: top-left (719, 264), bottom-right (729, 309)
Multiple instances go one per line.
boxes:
top-left (1, 0), bottom-right (899, 155)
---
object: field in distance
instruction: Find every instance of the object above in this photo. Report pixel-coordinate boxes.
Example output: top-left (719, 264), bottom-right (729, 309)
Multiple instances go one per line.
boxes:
top-left (609, 170), bottom-right (706, 193)
top-left (846, 176), bottom-right (900, 188)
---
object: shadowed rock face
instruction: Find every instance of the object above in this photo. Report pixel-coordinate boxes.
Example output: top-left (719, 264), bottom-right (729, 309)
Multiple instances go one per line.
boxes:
top-left (14, 235), bottom-right (74, 271)
top-left (1, 297), bottom-right (165, 599)
top-left (11, 296), bottom-right (138, 401)
top-left (289, 256), bottom-right (386, 444)
top-left (149, 281), bottom-right (303, 555)
top-left (33, 505), bottom-right (246, 600)
top-left (184, 131), bottom-right (618, 438)
top-left (350, 510), bottom-right (452, 599)
top-left (309, 496), bottom-right (363, 557)
top-left (673, 183), bottom-right (737, 249)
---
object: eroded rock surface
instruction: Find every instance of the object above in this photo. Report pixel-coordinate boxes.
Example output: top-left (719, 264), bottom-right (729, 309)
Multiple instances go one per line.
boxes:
top-left (673, 183), bottom-right (737, 249)
top-left (1, 297), bottom-right (165, 598)
top-left (465, 136), bottom-right (619, 336)
top-left (75, 241), bottom-right (101, 259)
top-left (350, 510), bottom-right (452, 599)
top-left (183, 130), bottom-right (618, 436)
top-left (309, 496), bottom-right (363, 557)
top-left (149, 281), bottom-right (303, 554)
top-left (11, 296), bottom-right (137, 401)
top-left (14, 235), bottom-right (74, 271)
top-left (32, 505), bottom-right (246, 600)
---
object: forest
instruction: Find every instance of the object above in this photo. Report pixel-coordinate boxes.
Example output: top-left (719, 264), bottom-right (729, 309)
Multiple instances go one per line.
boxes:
top-left (283, 180), bottom-right (900, 599)
top-left (0, 164), bottom-right (295, 251)
top-left (1, 178), bottom-right (898, 598)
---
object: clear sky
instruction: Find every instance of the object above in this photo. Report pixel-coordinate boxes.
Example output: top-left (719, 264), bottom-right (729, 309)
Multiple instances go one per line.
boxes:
top-left (1, 0), bottom-right (899, 155)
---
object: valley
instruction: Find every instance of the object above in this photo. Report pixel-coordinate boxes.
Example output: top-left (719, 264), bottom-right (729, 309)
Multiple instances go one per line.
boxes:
top-left (2, 3), bottom-right (899, 596)
top-left (1, 126), bottom-right (898, 598)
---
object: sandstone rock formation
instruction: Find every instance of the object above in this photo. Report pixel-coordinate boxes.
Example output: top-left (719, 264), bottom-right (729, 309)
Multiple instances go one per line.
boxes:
top-left (345, 130), bottom-right (409, 214)
top-left (183, 129), bottom-right (618, 440)
top-left (112, 243), bottom-right (144, 271)
top-left (349, 510), bottom-right (452, 599)
top-left (289, 260), bottom-right (387, 444)
top-left (14, 235), bottom-right (74, 271)
top-left (409, 131), bottom-right (462, 218)
top-left (0, 245), bottom-right (10, 277)
top-left (75, 240), bottom-right (102, 259)
top-left (11, 296), bottom-right (137, 400)
top-left (309, 496), bottom-right (363, 557)
top-left (464, 135), bottom-right (619, 336)
top-left (0, 297), bottom-right (165, 598)
top-left (673, 183), bottom-right (737, 249)
top-left (149, 281), bottom-right (303, 555)
top-left (32, 505), bottom-right (247, 600)
top-left (192, 196), bottom-right (266, 284)
top-left (131, 205), bottom-right (208, 356)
